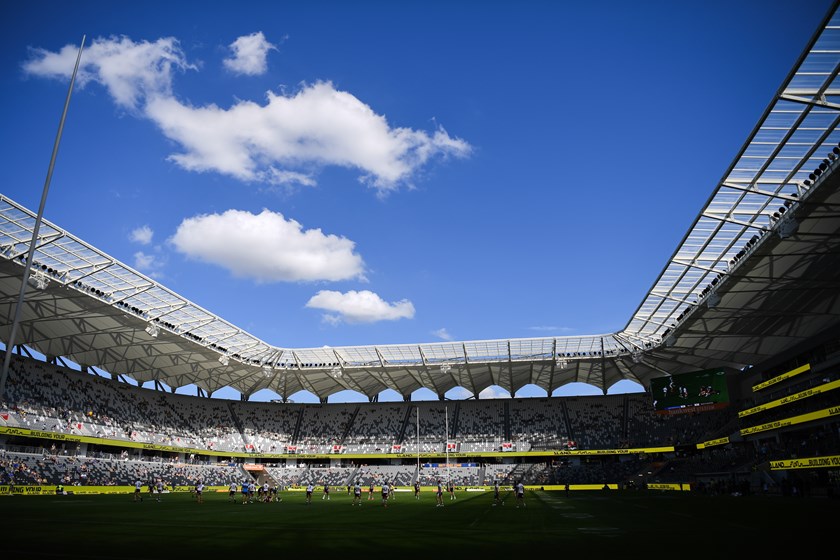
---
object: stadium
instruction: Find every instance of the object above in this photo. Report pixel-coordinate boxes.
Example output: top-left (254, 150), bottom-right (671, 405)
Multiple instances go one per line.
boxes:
top-left (2, 1), bottom-right (840, 556)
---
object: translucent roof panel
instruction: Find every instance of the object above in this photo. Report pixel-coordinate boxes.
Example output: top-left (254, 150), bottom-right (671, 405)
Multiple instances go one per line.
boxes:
top-left (622, 7), bottom-right (840, 344)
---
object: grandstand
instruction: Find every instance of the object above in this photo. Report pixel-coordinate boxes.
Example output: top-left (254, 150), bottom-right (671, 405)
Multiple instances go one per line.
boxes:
top-left (2, 1), bottom-right (840, 504)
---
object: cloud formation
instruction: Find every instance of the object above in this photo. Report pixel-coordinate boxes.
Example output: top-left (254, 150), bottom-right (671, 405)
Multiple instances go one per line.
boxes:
top-left (170, 209), bottom-right (365, 283)
top-left (306, 290), bottom-right (415, 324)
top-left (480, 386), bottom-right (512, 399)
top-left (23, 35), bottom-right (470, 195)
top-left (23, 36), bottom-right (194, 111)
top-left (130, 225), bottom-right (153, 245)
top-left (432, 328), bottom-right (452, 341)
top-left (133, 250), bottom-right (165, 278)
top-left (223, 32), bottom-right (275, 76)
top-left (133, 251), bottom-right (156, 269)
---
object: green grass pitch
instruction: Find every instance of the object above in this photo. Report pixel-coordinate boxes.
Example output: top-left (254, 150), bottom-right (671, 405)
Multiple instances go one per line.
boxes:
top-left (3, 488), bottom-right (835, 558)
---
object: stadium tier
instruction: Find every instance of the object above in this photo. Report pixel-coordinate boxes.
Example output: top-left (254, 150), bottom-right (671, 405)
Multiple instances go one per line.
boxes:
top-left (1, 346), bottom-right (839, 495)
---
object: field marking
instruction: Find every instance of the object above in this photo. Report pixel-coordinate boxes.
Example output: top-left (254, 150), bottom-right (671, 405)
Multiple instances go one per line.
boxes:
top-left (537, 493), bottom-right (574, 509)
top-left (576, 527), bottom-right (622, 536)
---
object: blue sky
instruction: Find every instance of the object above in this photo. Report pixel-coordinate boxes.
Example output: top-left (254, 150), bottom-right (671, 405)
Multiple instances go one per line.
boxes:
top-left (1, 0), bottom-right (833, 403)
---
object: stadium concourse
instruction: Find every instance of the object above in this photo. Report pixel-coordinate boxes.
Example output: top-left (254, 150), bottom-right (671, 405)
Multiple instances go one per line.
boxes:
top-left (2, 2), bottom-right (840, 498)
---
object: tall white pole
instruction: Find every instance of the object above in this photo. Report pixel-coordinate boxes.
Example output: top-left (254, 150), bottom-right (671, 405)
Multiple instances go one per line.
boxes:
top-left (445, 405), bottom-right (450, 484)
top-left (0, 35), bottom-right (85, 399)
top-left (415, 406), bottom-right (419, 475)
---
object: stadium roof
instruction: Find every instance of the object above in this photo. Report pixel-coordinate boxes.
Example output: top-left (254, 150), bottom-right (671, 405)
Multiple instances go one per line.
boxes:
top-left (2, 4), bottom-right (840, 402)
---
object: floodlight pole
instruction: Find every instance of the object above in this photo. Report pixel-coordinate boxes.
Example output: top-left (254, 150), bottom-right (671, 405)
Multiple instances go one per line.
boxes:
top-left (445, 405), bottom-right (450, 485)
top-left (0, 35), bottom-right (85, 400)
top-left (416, 406), bottom-right (419, 475)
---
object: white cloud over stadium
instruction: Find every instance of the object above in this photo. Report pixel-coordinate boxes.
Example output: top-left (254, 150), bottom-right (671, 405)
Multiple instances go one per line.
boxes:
top-left (170, 208), bottom-right (366, 283)
top-left (22, 34), bottom-right (471, 195)
top-left (306, 290), bottom-right (415, 324)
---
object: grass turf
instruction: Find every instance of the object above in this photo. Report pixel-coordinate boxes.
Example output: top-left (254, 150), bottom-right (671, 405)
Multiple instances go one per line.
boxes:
top-left (4, 488), bottom-right (835, 558)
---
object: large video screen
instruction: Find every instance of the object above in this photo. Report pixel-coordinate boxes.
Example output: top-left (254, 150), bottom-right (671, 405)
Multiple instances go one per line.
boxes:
top-left (650, 368), bottom-right (730, 414)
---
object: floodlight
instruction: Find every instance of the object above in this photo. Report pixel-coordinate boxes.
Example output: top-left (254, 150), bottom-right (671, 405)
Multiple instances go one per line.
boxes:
top-left (631, 351), bottom-right (643, 364)
top-left (263, 365), bottom-right (272, 377)
top-left (144, 323), bottom-right (160, 338)
top-left (706, 291), bottom-right (721, 309)
top-left (777, 216), bottom-right (799, 239)
top-left (330, 366), bottom-right (342, 379)
top-left (27, 269), bottom-right (50, 290)
top-left (218, 354), bottom-right (230, 366)
top-left (440, 364), bottom-right (452, 374)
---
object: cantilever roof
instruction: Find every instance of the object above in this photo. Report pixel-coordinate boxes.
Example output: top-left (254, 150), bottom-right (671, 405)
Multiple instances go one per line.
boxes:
top-left (1, 3), bottom-right (840, 401)
top-left (627, 5), bottom-right (840, 344)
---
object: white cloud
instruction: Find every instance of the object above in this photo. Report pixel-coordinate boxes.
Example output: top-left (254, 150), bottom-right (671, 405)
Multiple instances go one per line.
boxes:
top-left (23, 36), bottom-right (195, 111)
top-left (432, 328), bottom-right (452, 341)
top-left (306, 290), bottom-right (415, 324)
top-left (446, 387), bottom-right (473, 400)
top-left (223, 32), bottom-right (275, 76)
top-left (23, 37), bottom-right (471, 195)
top-left (146, 82), bottom-right (470, 194)
top-left (133, 251), bottom-right (164, 278)
top-left (170, 209), bottom-right (365, 283)
top-left (479, 386), bottom-right (511, 399)
top-left (134, 251), bottom-right (156, 269)
top-left (266, 169), bottom-right (316, 187)
top-left (130, 225), bottom-right (153, 245)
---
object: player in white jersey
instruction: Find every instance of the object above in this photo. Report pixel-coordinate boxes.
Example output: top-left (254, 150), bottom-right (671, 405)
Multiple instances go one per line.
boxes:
top-left (195, 481), bottom-right (204, 503)
top-left (515, 481), bottom-right (526, 508)
top-left (381, 481), bottom-right (390, 507)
